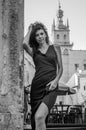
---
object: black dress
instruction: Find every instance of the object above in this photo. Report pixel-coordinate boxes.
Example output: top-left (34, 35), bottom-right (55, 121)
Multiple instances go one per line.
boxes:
top-left (30, 45), bottom-right (58, 130)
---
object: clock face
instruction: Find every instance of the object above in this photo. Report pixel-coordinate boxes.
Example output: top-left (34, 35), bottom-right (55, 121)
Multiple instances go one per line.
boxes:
top-left (63, 48), bottom-right (68, 55)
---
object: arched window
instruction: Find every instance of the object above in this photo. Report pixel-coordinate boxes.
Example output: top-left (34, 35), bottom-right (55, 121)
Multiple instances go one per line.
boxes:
top-left (64, 34), bottom-right (66, 39)
top-left (83, 64), bottom-right (86, 70)
top-left (57, 34), bottom-right (59, 39)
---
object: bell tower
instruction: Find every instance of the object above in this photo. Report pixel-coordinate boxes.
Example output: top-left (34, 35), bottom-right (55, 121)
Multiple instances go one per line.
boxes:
top-left (52, 2), bottom-right (73, 55)
top-left (52, 2), bottom-right (74, 83)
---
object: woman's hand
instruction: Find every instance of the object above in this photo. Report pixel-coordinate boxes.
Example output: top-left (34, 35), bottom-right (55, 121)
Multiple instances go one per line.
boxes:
top-left (46, 78), bottom-right (58, 91)
top-left (28, 24), bottom-right (33, 33)
top-left (23, 24), bottom-right (33, 44)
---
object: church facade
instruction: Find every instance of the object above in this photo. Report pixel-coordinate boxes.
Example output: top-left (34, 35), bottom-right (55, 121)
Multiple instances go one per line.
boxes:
top-left (52, 3), bottom-right (86, 83)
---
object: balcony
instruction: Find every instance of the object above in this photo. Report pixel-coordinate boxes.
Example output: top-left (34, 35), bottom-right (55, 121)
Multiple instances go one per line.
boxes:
top-left (24, 104), bottom-right (86, 130)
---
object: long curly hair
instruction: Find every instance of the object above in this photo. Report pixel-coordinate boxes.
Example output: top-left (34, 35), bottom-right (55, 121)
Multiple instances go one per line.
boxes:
top-left (29, 22), bottom-right (49, 51)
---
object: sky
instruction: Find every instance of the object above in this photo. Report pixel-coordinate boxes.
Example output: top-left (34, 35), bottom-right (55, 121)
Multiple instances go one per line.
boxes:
top-left (24, 0), bottom-right (86, 50)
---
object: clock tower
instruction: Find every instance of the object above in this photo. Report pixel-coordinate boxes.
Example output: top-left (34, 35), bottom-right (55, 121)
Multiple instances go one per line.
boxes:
top-left (52, 2), bottom-right (73, 55)
top-left (52, 2), bottom-right (74, 82)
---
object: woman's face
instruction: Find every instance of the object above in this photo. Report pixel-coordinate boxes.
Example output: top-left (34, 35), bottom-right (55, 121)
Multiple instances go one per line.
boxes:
top-left (35, 29), bottom-right (46, 46)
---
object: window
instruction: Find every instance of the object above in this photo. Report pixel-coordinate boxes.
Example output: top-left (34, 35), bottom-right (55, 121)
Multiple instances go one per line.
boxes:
top-left (75, 64), bottom-right (79, 71)
top-left (57, 34), bottom-right (59, 39)
top-left (84, 85), bottom-right (86, 90)
top-left (83, 64), bottom-right (86, 70)
top-left (64, 34), bottom-right (66, 39)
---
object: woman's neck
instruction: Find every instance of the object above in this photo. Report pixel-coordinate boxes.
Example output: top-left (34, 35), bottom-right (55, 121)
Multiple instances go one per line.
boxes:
top-left (38, 42), bottom-right (49, 54)
top-left (39, 42), bottom-right (48, 49)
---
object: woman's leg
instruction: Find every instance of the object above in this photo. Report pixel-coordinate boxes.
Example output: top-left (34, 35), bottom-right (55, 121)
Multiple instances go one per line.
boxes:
top-left (35, 102), bottom-right (49, 130)
top-left (31, 113), bottom-right (35, 130)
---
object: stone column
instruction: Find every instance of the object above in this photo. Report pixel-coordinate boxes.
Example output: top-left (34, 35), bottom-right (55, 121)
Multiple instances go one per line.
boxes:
top-left (0, 0), bottom-right (24, 130)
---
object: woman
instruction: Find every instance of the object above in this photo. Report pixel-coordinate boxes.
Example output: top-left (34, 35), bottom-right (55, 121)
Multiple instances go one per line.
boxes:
top-left (23, 22), bottom-right (63, 130)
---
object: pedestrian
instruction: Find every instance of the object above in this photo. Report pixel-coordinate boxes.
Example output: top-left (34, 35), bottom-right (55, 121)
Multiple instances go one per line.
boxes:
top-left (23, 21), bottom-right (63, 130)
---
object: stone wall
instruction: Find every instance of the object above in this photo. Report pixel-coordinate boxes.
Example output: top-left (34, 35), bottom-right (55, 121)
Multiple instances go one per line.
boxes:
top-left (0, 0), bottom-right (24, 130)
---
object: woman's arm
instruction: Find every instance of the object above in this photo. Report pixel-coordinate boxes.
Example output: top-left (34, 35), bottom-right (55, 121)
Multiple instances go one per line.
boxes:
top-left (47, 44), bottom-right (63, 90)
top-left (23, 26), bottom-right (33, 57)
top-left (54, 44), bottom-right (63, 83)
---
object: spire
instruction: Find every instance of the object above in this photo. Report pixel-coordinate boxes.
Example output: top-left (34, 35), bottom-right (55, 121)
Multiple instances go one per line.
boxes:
top-left (57, 1), bottom-right (64, 24)
top-left (52, 18), bottom-right (55, 32)
top-left (53, 18), bottom-right (55, 28)
top-left (56, 1), bottom-right (68, 30)
top-left (67, 18), bottom-right (69, 28)
top-left (59, 1), bottom-right (61, 10)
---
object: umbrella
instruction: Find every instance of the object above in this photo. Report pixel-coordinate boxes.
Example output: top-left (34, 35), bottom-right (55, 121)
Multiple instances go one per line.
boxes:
top-left (55, 82), bottom-right (76, 105)
top-left (57, 82), bottom-right (76, 95)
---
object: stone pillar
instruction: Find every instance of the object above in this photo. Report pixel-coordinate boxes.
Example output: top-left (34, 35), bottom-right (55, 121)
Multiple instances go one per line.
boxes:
top-left (0, 0), bottom-right (24, 130)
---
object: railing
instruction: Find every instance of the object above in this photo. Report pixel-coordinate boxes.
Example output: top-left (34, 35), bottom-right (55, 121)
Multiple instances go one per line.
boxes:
top-left (25, 104), bottom-right (86, 125)
top-left (24, 104), bottom-right (86, 130)
top-left (47, 104), bottom-right (86, 125)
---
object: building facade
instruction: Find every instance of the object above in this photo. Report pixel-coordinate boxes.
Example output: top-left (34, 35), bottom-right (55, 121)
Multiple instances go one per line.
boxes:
top-left (52, 2), bottom-right (86, 83)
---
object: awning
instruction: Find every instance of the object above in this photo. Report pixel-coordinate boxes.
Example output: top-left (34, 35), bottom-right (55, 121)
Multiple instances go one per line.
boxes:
top-left (57, 82), bottom-right (76, 95)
